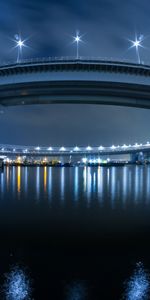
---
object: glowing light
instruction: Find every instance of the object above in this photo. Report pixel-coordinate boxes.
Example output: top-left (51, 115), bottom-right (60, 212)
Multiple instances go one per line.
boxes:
top-left (48, 147), bottom-right (53, 151)
top-left (107, 158), bottom-right (110, 162)
top-left (17, 166), bottom-right (21, 194)
top-left (23, 149), bottom-right (28, 153)
top-left (60, 146), bottom-right (66, 151)
top-left (82, 157), bottom-right (87, 164)
top-left (124, 262), bottom-right (149, 300)
top-left (14, 35), bottom-right (27, 63)
top-left (133, 40), bottom-right (141, 47)
top-left (128, 34), bottom-right (144, 64)
top-left (13, 148), bottom-right (16, 152)
top-left (72, 31), bottom-right (83, 59)
top-left (75, 35), bottom-right (81, 43)
top-left (134, 143), bottom-right (140, 147)
top-left (97, 158), bottom-right (102, 164)
top-left (122, 144), bottom-right (128, 148)
top-left (86, 146), bottom-right (92, 151)
top-left (44, 166), bottom-right (47, 191)
top-left (74, 146), bottom-right (80, 151)
top-left (98, 146), bottom-right (104, 150)
top-left (111, 145), bottom-right (116, 149)
top-left (17, 39), bottom-right (25, 48)
top-left (3, 265), bottom-right (32, 300)
top-left (35, 146), bottom-right (40, 151)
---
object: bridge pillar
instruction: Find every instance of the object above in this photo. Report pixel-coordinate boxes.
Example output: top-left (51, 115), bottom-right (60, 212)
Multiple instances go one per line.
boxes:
top-left (130, 152), bottom-right (144, 163)
top-left (144, 152), bottom-right (150, 161)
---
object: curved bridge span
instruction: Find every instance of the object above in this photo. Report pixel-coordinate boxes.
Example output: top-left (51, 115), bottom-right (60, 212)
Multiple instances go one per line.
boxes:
top-left (0, 58), bottom-right (150, 108)
top-left (0, 142), bottom-right (150, 157)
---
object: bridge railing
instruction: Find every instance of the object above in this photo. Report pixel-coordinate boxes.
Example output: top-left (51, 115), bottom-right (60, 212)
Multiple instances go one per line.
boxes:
top-left (0, 56), bottom-right (148, 69)
top-left (0, 144), bottom-right (150, 154)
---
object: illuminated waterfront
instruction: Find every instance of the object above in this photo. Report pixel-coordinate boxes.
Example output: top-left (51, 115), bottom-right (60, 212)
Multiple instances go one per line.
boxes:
top-left (1, 165), bottom-right (150, 208)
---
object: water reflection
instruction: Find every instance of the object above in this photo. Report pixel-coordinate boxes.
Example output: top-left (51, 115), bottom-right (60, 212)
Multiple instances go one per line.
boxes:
top-left (61, 167), bottom-right (65, 200)
top-left (66, 281), bottom-right (87, 300)
top-left (24, 167), bottom-right (28, 195)
top-left (83, 166), bottom-right (87, 193)
top-left (0, 171), bottom-right (4, 198)
top-left (110, 167), bottom-right (116, 209)
top-left (74, 166), bottom-right (79, 201)
top-left (0, 165), bottom-right (150, 209)
top-left (48, 167), bottom-right (52, 201)
top-left (122, 167), bottom-right (128, 208)
top-left (146, 167), bottom-right (150, 204)
top-left (36, 167), bottom-right (40, 201)
top-left (87, 167), bottom-right (92, 203)
top-left (12, 166), bottom-right (16, 195)
top-left (3, 265), bottom-right (32, 300)
top-left (44, 166), bottom-right (47, 192)
top-left (17, 166), bottom-right (21, 195)
top-left (123, 262), bottom-right (150, 300)
top-left (134, 166), bottom-right (139, 204)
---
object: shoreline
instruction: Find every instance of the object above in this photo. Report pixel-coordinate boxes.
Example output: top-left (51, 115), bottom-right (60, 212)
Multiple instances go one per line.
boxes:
top-left (2, 162), bottom-right (150, 168)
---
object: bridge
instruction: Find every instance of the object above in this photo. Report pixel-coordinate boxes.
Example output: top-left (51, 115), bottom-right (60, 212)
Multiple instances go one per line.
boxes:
top-left (0, 142), bottom-right (150, 158)
top-left (0, 57), bottom-right (150, 108)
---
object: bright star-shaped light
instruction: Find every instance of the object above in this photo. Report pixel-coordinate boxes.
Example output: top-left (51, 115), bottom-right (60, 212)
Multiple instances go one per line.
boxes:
top-left (132, 39), bottom-right (141, 48)
top-left (72, 31), bottom-right (84, 59)
top-left (14, 35), bottom-right (27, 50)
top-left (10, 34), bottom-right (29, 63)
top-left (74, 35), bottom-right (81, 43)
top-left (128, 34), bottom-right (145, 64)
top-left (17, 39), bottom-right (25, 48)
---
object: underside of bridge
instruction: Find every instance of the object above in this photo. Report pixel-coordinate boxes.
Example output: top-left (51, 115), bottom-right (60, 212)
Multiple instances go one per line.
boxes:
top-left (0, 80), bottom-right (150, 108)
top-left (0, 60), bottom-right (150, 108)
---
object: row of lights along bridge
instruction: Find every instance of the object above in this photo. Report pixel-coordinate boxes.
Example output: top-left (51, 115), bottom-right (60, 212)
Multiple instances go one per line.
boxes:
top-left (1, 142), bottom-right (150, 154)
top-left (13, 32), bottom-right (144, 64)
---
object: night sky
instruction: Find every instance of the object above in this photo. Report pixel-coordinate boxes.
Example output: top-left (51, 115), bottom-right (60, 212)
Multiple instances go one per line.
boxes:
top-left (0, 0), bottom-right (150, 146)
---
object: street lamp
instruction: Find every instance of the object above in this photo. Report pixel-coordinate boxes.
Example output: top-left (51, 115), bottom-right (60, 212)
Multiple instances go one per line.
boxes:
top-left (14, 35), bottom-right (26, 63)
top-left (73, 31), bottom-right (82, 59)
top-left (128, 34), bottom-right (144, 64)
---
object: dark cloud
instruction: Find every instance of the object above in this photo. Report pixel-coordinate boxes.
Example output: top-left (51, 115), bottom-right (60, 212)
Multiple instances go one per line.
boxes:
top-left (0, 0), bottom-right (150, 146)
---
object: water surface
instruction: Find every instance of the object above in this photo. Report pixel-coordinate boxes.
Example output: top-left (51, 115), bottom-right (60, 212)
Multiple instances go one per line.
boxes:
top-left (0, 165), bottom-right (150, 299)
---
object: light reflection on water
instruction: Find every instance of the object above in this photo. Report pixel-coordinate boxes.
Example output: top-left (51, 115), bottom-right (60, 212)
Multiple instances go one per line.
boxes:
top-left (123, 262), bottom-right (150, 300)
top-left (1, 262), bottom-right (150, 300)
top-left (17, 166), bottom-right (21, 195)
top-left (0, 165), bottom-right (150, 209)
top-left (48, 166), bottom-right (52, 201)
top-left (61, 167), bottom-right (65, 201)
top-left (66, 281), bottom-right (87, 300)
top-left (0, 166), bottom-right (150, 299)
top-left (36, 166), bottom-right (40, 201)
top-left (74, 166), bottom-right (79, 201)
top-left (3, 265), bottom-right (32, 300)
top-left (44, 166), bottom-right (47, 192)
